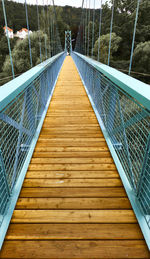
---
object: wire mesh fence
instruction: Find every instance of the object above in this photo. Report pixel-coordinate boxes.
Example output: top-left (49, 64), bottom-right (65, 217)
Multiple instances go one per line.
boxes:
top-left (0, 53), bottom-right (65, 228)
top-left (72, 52), bottom-right (150, 230)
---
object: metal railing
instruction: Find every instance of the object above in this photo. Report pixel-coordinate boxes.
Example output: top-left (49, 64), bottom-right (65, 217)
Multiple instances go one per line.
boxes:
top-left (0, 52), bottom-right (65, 248)
top-left (72, 51), bottom-right (150, 249)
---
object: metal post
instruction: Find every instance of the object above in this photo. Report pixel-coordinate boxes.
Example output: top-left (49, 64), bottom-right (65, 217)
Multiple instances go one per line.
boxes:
top-left (108, 0), bottom-right (114, 66)
top-left (0, 149), bottom-right (10, 216)
top-left (1, 0), bottom-right (15, 79)
top-left (129, 0), bottom-right (140, 75)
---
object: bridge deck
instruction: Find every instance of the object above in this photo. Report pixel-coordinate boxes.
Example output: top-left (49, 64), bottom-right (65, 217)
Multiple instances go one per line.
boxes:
top-left (0, 57), bottom-right (149, 258)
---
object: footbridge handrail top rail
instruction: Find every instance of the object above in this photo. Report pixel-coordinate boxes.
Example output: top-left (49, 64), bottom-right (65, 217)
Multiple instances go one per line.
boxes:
top-left (74, 52), bottom-right (150, 111)
top-left (0, 52), bottom-right (64, 111)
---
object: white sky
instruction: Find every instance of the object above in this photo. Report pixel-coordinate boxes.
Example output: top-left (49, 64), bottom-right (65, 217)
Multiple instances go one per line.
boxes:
top-left (12, 0), bottom-right (108, 9)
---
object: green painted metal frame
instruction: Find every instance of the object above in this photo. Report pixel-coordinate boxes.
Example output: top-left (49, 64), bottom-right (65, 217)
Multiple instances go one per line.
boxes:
top-left (74, 52), bottom-right (150, 111)
top-left (0, 52), bottom-right (65, 249)
top-left (72, 51), bottom-right (150, 250)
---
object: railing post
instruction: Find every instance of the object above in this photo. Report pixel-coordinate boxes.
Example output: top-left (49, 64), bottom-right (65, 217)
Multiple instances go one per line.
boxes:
top-left (116, 92), bottom-right (136, 190)
top-left (11, 92), bottom-right (27, 189)
top-left (107, 87), bottom-right (117, 133)
top-left (137, 134), bottom-right (150, 215)
top-left (26, 87), bottom-right (36, 132)
top-left (0, 149), bottom-right (10, 219)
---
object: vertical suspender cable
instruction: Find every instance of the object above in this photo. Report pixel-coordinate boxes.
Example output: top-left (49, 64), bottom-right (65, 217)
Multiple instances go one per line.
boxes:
top-left (47, 0), bottom-right (51, 58)
top-left (85, 0), bottom-right (88, 55)
top-left (52, 0), bottom-right (57, 54)
top-left (2, 0), bottom-right (15, 79)
top-left (82, 4), bottom-right (84, 53)
top-left (98, 0), bottom-right (102, 62)
top-left (81, 0), bottom-right (85, 54)
top-left (129, 0), bottom-right (140, 75)
top-left (87, 0), bottom-right (90, 56)
top-left (91, 0), bottom-right (95, 57)
top-left (108, 0), bottom-right (114, 66)
top-left (36, 0), bottom-right (42, 62)
top-left (25, 0), bottom-right (33, 67)
top-left (43, 0), bottom-right (48, 59)
top-left (50, 0), bottom-right (53, 56)
top-left (52, 0), bottom-right (62, 54)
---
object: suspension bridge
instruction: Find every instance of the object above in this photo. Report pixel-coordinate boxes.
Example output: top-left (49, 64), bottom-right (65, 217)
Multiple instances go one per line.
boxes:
top-left (0, 0), bottom-right (150, 258)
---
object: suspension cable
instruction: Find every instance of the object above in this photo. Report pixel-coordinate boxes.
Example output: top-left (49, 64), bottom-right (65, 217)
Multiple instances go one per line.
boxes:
top-left (85, 0), bottom-right (88, 55)
top-left (49, 0), bottom-right (53, 56)
top-left (98, 0), bottom-right (102, 62)
top-left (108, 0), bottom-right (115, 66)
top-left (128, 0), bottom-right (140, 75)
top-left (82, 2), bottom-right (85, 53)
top-left (87, 0), bottom-right (91, 56)
top-left (43, 0), bottom-right (48, 59)
top-left (47, 0), bottom-right (51, 58)
top-left (52, 0), bottom-right (62, 54)
top-left (91, 0), bottom-right (95, 57)
top-left (25, 0), bottom-right (33, 67)
top-left (2, 0), bottom-right (15, 79)
top-left (36, 0), bottom-right (42, 62)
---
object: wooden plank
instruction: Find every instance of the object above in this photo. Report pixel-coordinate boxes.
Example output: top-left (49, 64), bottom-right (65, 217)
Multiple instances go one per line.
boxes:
top-left (6, 223), bottom-right (143, 240)
top-left (32, 151), bottom-right (111, 158)
top-left (16, 197), bottom-right (131, 209)
top-left (41, 125), bottom-right (101, 131)
top-left (46, 110), bottom-right (95, 115)
top-left (37, 138), bottom-right (107, 147)
top-left (34, 147), bottom-right (109, 152)
top-left (11, 210), bottom-right (136, 223)
top-left (1, 56), bottom-right (148, 259)
top-left (23, 179), bottom-right (122, 188)
top-left (1, 240), bottom-right (149, 259)
top-left (28, 164), bottom-right (116, 171)
top-left (43, 118), bottom-right (98, 125)
top-left (39, 133), bottom-right (103, 138)
top-left (37, 137), bottom-right (106, 142)
top-left (20, 187), bottom-right (127, 198)
top-left (30, 157), bottom-right (114, 164)
top-left (49, 104), bottom-right (92, 110)
top-left (26, 170), bottom-right (119, 179)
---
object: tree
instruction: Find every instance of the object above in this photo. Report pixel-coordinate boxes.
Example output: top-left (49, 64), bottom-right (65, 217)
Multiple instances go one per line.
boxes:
top-left (0, 35), bottom-right (17, 72)
top-left (3, 31), bottom-right (50, 75)
top-left (132, 41), bottom-right (150, 74)
top-left (93, 32), bottom-right (122, 64)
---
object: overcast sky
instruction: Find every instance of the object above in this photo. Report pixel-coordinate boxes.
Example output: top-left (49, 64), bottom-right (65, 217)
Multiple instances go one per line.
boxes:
top-left (12, 0), bottom-right (108, 9)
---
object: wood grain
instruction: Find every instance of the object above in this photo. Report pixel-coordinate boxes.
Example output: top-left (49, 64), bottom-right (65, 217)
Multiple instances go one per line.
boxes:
top-left (0, 56), bottom-right (148, 258)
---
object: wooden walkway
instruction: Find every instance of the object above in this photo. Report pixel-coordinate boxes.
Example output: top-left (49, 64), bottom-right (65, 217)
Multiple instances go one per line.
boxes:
top-left (0, 57), bottom-right (149, 258)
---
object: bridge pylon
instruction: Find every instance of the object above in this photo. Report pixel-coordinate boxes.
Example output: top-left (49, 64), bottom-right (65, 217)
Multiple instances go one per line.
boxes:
top-left (65, 30), bottom-right (72, 55)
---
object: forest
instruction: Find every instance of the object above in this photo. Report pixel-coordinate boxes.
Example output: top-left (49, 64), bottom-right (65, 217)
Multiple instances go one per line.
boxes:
top-left (0, 0), bottom-right (150, 85)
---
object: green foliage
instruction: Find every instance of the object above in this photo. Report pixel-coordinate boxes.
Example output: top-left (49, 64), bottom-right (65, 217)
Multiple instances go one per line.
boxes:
top-left (3, 31), bottom-right (49, 75)
top-left (94, 33), bottom-right (122, 64)
top-left (0, 35), bottom-right (17, 72)
top-left (133, 41), bottom-right (150, 74)
top-left (0, 0), bottom-right (149, 83)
